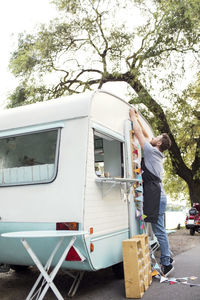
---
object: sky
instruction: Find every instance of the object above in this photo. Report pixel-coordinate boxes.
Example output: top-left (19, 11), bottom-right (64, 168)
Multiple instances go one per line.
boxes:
top-left (0, 0), bottom-right (132, 109)
top-left (0, 0), bottom-right (58, 108)
top-left (0, 1), bottom-right (197, 109)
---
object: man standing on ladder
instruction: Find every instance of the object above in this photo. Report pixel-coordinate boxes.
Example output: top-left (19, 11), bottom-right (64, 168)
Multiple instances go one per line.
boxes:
top-left (129, 108), bottom-right (174, 277)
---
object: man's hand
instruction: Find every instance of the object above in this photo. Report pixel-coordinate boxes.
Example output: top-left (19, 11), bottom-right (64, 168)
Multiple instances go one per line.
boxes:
top-left (129, 108), bottom-right (138, 121)
top-left (134, 109), bottom-right (139, 119)
top-left (129, 108), bottom-right (150, 148)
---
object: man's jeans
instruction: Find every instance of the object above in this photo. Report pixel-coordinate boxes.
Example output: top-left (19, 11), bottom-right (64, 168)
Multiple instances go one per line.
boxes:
top-left (151, 195), bottom-right (170, 266)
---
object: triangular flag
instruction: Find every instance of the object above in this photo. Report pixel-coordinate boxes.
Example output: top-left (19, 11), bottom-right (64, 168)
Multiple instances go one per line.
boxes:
top-left (160, 276), bottom-right (168, 283)
top-left (190, 276), bottom-right (198, 280)
top-left (135, 195), bottom-right (143, 202)
top-left (168, 277), bottom-right (177, 282)
top-left (169, 281), bottom-right (177, 285)
top-left (152, 269), bottom-right (159, 277)
top-left (135, 201), bottom-right (142, 208)
top-left (133, 159), bottom-right (140, 165)
top-left (181, 282), bottom-right (200, 287)
top-left (135, 186), bottom-right (143, 192)
top-left (133, 149), bottom-right (138, 155)
top-left (134, 168), bottom-right (141, 174)
top-left (154, 263), bottom-right (161, 270)
top-left (136, 209), bottom-right (142, 218)
top-left (189, 283), bottom-right (200, 287)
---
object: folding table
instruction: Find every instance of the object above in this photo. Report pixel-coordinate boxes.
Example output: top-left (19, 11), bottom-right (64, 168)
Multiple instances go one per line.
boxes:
top-left (1, 230), bottom-right (86, 300)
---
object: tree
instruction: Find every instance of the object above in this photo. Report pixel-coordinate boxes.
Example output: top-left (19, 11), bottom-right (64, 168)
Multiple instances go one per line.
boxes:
top-left (8, 0), bottom-right (200, 204)
top-left (159, 76), bottom-right (200, 205)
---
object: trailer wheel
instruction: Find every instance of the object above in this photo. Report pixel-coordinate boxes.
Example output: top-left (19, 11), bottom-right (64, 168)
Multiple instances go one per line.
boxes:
top-left (10, 265), bottom-right (29, 272)
top-left (190, 228), bottom-right (195, 236)
top-left (112, 262), bottom-right (124, 279)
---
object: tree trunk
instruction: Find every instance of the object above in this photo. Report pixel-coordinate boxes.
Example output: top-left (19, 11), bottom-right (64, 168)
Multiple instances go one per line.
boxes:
top-left (188, 180), bottom-right (200, 205)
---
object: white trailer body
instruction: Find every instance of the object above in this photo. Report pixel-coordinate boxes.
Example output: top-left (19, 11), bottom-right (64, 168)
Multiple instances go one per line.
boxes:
top-left (0, 90), bottom-right (155, 271)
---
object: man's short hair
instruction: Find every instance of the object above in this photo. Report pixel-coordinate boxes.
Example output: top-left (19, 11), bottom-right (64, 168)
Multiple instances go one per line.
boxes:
top-left (159, 133), bottom-right (171, 152)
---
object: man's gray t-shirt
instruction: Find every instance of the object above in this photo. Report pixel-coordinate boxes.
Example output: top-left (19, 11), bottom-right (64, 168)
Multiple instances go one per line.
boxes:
top-left (143, 142), bottom-right (166, 197)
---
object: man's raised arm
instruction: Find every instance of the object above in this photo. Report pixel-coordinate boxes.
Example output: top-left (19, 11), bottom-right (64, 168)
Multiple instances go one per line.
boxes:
top-left (129, 108), bottom-right (150, 149)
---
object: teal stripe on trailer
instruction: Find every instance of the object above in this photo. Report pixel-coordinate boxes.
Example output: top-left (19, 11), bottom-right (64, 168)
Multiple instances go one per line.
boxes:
top-left (0, 223), bottom-right (94, 271)
top-left (89, 229), bottom-right (129, 270)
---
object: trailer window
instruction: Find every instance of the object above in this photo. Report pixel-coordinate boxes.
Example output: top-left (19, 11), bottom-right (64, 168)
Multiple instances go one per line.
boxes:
top-left (94, 132), bottom-right (124, 178)
top-left (0, 129), bottom-right (60, 186)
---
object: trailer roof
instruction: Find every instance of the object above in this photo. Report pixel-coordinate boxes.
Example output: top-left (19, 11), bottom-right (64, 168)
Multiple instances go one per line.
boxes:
top-left (0, 90), bottom-right (152, 136)
top-left (0, 91), bottom-right (95, 132)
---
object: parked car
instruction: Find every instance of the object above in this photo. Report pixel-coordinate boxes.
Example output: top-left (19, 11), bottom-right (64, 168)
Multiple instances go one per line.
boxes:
top-left (185, 203), bottom-right (200, 235)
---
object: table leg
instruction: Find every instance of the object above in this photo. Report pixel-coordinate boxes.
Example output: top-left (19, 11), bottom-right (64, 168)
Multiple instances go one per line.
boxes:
top-left (68, 271), bottom-right (85, 298)
top-left (21, 236), bottom-right (76, 300)
top-left (37, 237), bottom-right (76, 300)
top-left (23, 237), bottom-right (64, 300)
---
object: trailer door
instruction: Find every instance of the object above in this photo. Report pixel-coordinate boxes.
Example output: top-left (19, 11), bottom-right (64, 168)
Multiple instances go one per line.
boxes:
top-left (124, 119), bottom-right (143, 237)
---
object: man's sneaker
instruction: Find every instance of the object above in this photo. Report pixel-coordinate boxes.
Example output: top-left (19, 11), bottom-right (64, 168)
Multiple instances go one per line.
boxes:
top-left (170, 257), bottom-right (175, 266)
top-left (161, 264), bottom-right (174, 277)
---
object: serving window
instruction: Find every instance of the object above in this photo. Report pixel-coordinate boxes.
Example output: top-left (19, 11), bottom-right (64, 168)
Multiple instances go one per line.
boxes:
top-left (94, 131), bottom-right (124, 178)
top-left (0, 129), bottom-right (60, 186)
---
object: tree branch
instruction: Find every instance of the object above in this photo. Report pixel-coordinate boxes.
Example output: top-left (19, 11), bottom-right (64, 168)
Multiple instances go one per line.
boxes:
top-left (128, 76), bottom-right (193, 182)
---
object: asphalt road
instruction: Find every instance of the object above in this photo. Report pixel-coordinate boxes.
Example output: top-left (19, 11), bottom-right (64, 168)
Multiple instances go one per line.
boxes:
top-left (0, 266), bottom-right (125, 300)
top-left (1, 244), bottom-right (200, 300)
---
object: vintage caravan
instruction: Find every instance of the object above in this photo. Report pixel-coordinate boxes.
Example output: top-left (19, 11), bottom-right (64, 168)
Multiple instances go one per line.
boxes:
top-left (0, 90), bottom-right (156, 284)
